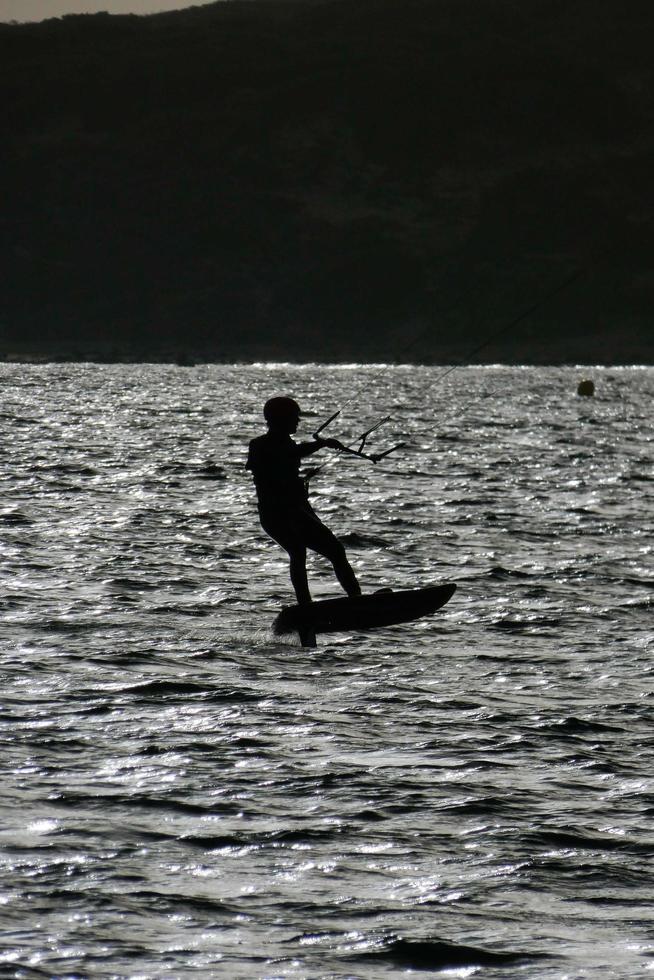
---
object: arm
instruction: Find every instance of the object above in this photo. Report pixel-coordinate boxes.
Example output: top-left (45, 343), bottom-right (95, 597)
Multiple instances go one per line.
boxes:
top-left (298, 437), bottom-right (344, 458)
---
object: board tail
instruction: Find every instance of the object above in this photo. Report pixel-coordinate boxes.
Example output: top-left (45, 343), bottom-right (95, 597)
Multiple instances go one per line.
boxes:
top-left (273, 608), bottom-right (300, 635)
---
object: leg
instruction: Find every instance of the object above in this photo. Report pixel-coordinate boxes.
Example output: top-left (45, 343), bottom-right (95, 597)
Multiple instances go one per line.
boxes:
top-left (328, 538), bottom-right (361, 597)
top-left (288, 544), bottom-right (312, 606)
top-left (304, 518), bottom-right (361, 598)
top-left (259, 512), bottom-right (312, 605)
top-left (287, 545), bottom-right (317, 645)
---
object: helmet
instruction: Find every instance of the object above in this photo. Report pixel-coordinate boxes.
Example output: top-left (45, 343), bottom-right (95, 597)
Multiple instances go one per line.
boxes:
top-left (263, 396), bottom-right (301, 425)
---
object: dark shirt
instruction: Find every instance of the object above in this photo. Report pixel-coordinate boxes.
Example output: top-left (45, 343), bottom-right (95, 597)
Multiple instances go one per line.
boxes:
top-left (246, 432), bottom-right (309, 511)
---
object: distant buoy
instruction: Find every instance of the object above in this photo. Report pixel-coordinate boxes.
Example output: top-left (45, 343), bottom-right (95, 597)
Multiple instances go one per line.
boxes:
top-left (577, 379), bottom-right (595, 397)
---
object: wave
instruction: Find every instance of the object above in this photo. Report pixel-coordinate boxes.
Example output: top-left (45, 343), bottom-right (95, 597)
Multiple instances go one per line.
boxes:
top-left (355, 936), bottom-right (551, 969)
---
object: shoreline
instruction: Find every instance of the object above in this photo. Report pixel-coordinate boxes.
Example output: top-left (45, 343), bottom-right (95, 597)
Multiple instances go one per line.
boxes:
top-left (2, 354), bottom-right (652, 368)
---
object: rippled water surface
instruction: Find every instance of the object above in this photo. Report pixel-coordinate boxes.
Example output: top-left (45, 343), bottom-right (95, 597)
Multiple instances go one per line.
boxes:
top-left (1, 363), bottom-right (652, 979)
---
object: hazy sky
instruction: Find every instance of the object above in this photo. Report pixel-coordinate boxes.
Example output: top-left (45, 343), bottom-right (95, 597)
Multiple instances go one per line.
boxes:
top-left (0, 0), bottom-right (217, 21)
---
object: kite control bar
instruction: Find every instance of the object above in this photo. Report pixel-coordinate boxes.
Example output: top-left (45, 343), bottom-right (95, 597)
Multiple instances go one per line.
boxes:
top-left (312, 412), bottom-right (405, 465)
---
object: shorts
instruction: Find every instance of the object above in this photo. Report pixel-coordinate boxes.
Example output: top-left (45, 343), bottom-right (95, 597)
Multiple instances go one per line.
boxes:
top-left (258, 503), bottom-right (343, 560)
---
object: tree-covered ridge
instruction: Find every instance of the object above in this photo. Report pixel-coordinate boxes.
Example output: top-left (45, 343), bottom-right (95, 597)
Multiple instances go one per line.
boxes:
top-left (2, 0), bottom-right (653, 362)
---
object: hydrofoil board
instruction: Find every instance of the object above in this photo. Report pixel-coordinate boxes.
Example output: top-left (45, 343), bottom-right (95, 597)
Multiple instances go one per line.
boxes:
top-left (273, 583), bottom-right (456, 645)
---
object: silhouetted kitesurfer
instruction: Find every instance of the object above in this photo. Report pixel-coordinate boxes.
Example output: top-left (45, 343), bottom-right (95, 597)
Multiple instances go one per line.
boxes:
top-left (247, 396), bottom-right (362, 606)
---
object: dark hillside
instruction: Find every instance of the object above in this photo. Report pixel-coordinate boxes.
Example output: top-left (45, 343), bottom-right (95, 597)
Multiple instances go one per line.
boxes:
top-left (1, 0), bottom-right (653, 362)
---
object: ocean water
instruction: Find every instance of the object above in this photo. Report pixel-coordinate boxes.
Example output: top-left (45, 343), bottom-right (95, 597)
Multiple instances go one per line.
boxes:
top-left (0, 362), bottom-right (652, 979)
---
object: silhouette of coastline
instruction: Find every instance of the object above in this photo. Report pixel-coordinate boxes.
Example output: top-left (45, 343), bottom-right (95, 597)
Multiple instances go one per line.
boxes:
top-left (2, 0), bottom-right (653, 364)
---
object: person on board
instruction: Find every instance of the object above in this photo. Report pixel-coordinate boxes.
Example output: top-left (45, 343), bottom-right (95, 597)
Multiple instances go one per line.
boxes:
top-left (246, 396), bottom-right (362, 606)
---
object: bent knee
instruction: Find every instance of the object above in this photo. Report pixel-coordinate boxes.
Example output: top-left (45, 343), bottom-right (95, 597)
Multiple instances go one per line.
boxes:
top-left (326, 538), bottom-right (347, 562)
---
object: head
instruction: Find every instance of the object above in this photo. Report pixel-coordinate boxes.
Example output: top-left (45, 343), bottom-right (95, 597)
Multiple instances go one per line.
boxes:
top-left (263, 396), bottom-right (301, 434)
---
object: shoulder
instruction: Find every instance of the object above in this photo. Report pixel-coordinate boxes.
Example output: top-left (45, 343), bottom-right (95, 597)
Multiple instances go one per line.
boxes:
top-left (246, 434), bottom-right (267, 468)
top-left (248, 434), bottom-right (268, 450)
